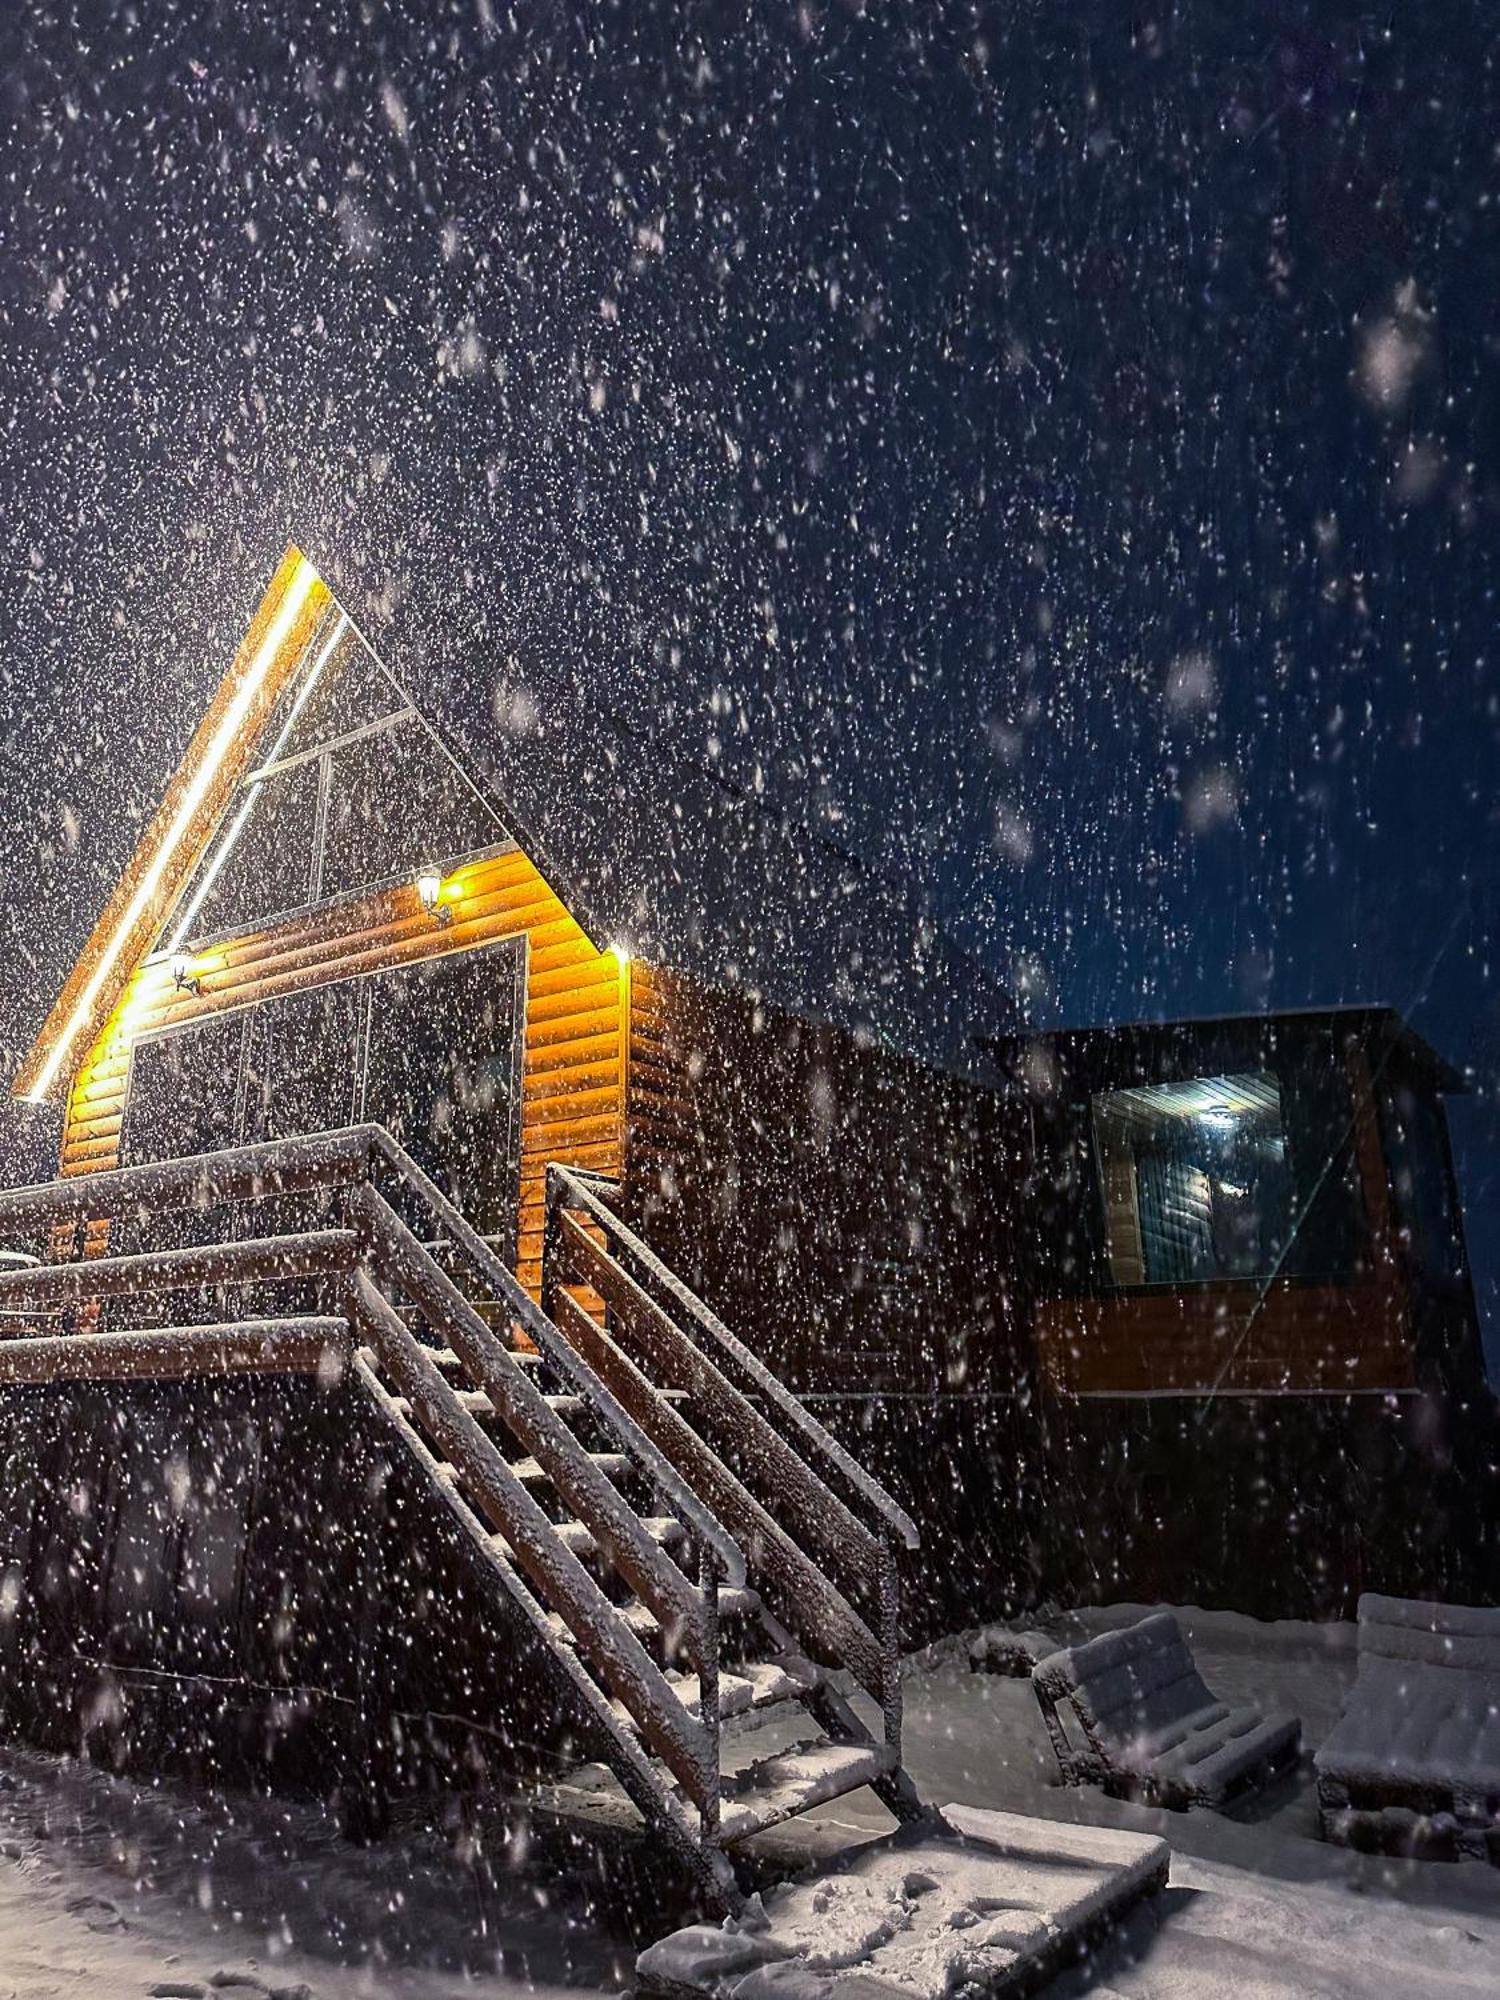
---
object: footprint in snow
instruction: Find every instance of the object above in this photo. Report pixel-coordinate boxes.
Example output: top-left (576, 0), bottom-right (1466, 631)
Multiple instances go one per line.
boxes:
top-left (64, 1891), bottom-right (124, 1931)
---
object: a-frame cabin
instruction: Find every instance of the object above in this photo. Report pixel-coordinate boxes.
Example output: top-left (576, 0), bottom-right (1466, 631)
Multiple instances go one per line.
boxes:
top-left (0, 547), bottom-right (976, 1908)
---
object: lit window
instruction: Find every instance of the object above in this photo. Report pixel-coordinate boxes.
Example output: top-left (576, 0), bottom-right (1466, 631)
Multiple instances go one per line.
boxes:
top-left (1091, 1071), bottom-right (1293, 1286)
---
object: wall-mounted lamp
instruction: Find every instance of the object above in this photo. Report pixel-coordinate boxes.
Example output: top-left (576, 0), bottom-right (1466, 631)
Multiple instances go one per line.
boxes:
top-left (169, 952), bottom-right (202, 996)
top-left (416, 865), bottom-right (451, 926)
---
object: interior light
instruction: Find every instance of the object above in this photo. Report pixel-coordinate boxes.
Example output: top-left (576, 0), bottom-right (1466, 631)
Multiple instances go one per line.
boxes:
top-left (23, 554), bottom-right (322, 1103)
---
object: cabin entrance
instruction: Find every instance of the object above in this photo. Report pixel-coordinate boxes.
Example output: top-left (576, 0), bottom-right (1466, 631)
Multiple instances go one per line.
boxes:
top-left (119, 938), bottom-right (526, 1259)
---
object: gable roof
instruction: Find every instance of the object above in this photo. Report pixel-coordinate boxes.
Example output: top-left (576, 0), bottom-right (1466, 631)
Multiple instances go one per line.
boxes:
top-left (18, 537), bottom-right (1017, 1105)
top-left (14, 549), bottom-right (331, 1102)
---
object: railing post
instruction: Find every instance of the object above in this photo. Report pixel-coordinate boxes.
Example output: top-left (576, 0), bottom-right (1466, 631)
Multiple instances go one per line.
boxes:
top-left (697, 1539), bottom-right (721, 1839)
top-left (878, 1529), bottom-right (902, 1759)
top-left (541, 1164), bottom-right (564, 1326)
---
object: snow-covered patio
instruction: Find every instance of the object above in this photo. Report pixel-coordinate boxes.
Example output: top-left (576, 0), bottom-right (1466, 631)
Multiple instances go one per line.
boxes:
top-left (0, 1605), bottom-right (1497, 1999)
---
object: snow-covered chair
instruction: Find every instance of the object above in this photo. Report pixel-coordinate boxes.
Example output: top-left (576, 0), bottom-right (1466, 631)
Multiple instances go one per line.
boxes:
top-left (1031, 1611), bottom-right (1300, 1808)
top-left (1316, 1593), bottom-right (1500, 1862)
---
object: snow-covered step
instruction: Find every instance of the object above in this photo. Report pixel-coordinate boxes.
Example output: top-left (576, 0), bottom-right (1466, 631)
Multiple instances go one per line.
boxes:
top-left (664, 1653), bottom-right (822, 1723)
top-left (543, 1585), bottom-right (760, 1649)
top-left (509, 1449), bottom-right (632, 1486)
top-left (608, 1654), bottom-right (823, 1734)
top-left (379, 1342), bottom-right (548, 1375)
top-left (709, 1740), bottom-right (894, 1844)
top-left (489, 1515), bottom-right (687, 1567)
top-left (389, 1386), bottom-right (586, 1424)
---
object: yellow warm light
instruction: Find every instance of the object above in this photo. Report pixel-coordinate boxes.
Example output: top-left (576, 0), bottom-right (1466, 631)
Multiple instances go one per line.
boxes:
top-left (24, 556), bottom-right (322, 1103)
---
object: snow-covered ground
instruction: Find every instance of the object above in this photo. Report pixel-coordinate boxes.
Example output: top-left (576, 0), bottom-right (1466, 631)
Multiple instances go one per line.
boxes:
top-left (1, 1606), bottom-right (1497, 1998)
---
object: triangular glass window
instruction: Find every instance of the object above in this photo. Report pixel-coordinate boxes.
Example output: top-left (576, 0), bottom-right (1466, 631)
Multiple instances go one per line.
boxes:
top-left (251, 617), bottom-right (407, 774)
top-left (168, 621), bottom-right (506, 948)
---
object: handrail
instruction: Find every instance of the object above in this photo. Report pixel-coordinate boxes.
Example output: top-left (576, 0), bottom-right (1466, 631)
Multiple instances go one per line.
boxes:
top-left (547, 1165), bottom-right (920, 1551)
top-left (549, 1282), bottom-right (888, 1699)
top-left (0, 1125), bottom-right (375, 1237)
top-left (365, 1129), bottom-right (745, 1589)
top-left (555, 1210), bottom-right (883, 1595)
top-left (0, 1227), bottom-right (358, 1309)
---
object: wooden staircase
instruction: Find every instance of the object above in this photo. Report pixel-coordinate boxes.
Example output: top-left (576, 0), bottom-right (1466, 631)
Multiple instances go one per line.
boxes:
top-left (0, 1127), bottom-right (924, 1911)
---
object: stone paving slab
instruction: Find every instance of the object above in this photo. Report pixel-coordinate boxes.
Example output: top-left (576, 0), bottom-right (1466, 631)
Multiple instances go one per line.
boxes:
top-left (636, 1802), bottom-right (1169, 2000)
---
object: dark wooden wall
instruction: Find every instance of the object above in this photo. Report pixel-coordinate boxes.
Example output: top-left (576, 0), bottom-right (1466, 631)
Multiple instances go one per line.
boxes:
top-left (0, 1375), bottom-right (602, 1806)
top-left (622, 965), bottom-right (1029, 1398)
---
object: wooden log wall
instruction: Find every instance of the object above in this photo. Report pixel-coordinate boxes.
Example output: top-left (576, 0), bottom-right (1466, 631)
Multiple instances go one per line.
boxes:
top-left (57, 846), bottom-right (628, 1301)
top-left (622, 964), bottom-right (1025, 1395)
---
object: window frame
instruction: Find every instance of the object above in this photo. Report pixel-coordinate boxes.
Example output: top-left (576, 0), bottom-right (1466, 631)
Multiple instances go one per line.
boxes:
top-left (172, 704), bottom-right (507, 953)
top-left (1087, 1069), bottom-right (1296, 1293)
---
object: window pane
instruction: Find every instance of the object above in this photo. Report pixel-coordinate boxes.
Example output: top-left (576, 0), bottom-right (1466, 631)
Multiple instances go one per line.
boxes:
top-left (121, 1016), bottom-right (247, 1168)
top-left (363, 947), bottom-right (524, 1248)
top-left (242, 985), bottom-right (363, 1144)
top-left (1092, 1072), bottom-right (1294, 1286)
top-left (262, 634), bottom-right (406, 764)
top-left (189, 758), bottom-right (322, 938)
top-left (319, 721), bottom-right (499, 903)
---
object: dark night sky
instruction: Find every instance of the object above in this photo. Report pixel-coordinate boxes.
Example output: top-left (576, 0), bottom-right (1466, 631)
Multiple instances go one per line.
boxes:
top-left (0, 3), bottom-right (1495, 1355)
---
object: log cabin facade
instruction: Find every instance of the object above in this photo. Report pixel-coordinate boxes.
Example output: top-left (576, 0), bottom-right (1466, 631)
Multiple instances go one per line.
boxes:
top-left (0, 548), bottom-right (1492, 1843)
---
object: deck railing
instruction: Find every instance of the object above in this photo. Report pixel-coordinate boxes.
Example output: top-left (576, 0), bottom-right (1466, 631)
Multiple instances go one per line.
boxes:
top-left (0, 1128), bottom-right (735, 1826)
top-left (543, 1162), bottom-right (917, 1756)
top-left (0, 1126), bottom-right (920, 1885)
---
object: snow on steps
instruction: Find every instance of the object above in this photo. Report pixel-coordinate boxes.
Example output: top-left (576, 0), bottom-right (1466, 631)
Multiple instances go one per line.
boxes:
top-left (635, 1803), bottom-right (1170, 1998)
top-left (610, 1654), bottom-right (824, 1732)
top-left (543, 1587), bottom-right (760, 1647)
top-left (703, 1741), bottom-right (895, 1845)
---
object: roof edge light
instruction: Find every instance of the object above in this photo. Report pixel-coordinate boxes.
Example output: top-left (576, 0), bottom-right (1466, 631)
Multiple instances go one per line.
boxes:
top-left (20, 552), bottom-right (324, 1104)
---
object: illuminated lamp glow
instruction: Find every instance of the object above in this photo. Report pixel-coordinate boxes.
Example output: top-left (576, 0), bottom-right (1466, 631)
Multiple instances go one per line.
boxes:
top-left (24, 557), bottom-right (322, 1103)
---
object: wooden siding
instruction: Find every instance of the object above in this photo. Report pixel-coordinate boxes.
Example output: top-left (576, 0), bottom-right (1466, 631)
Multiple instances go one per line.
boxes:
top-left (1033, 1282), bottom-right (1416, 1395)
top-left (58, 847), bottom-right (627, 1300)
top-left (622, 965), bottom-right (1023, 1395)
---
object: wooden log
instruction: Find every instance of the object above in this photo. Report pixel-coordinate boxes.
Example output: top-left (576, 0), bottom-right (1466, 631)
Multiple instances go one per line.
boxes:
top-left (0, 1227), bottom-right (358, 1308)
top-left (0, 1318), bottom-right (345, 1384)
top-left (0, 1127), bottom-right (372, 1238)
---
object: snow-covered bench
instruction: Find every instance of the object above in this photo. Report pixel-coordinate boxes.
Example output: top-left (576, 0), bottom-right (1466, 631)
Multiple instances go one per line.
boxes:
top-left (1316, 1593), bottom-right (1500, 1863)
top-left (1031, 1611), bottom-right (1300, 1809)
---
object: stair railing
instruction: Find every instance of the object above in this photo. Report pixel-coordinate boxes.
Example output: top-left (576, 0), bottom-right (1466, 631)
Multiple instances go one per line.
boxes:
top-left (0, 1127), bottom-right (746, 1846)
top-left (543, 1162), bottom-right (918, 1762)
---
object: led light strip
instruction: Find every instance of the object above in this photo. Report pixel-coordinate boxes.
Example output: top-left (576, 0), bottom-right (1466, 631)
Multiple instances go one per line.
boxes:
top-left (25, 557), bottom-right (322, 1103)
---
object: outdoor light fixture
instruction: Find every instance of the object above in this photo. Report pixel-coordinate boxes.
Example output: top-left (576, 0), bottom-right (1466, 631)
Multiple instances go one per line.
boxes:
top-left (169, 952), bottom-right (201, 996)
top-left (416, 866), bottom-right (451, 925)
